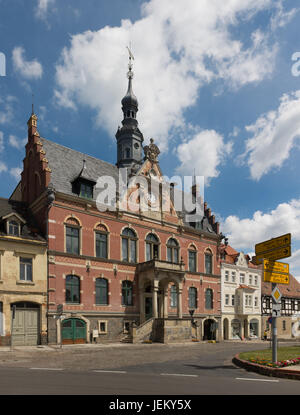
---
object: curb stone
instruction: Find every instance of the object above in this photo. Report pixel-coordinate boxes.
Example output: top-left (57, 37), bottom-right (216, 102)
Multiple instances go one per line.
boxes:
top-left (232, 354), bottom-right (300, 381)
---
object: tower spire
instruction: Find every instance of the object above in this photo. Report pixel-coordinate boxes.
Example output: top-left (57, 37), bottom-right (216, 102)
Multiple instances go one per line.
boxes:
top-left (115, 46), bottom-right (144, 169)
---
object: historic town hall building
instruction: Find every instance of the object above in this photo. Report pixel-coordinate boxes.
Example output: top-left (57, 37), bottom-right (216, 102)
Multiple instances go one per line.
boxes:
top-left (8, 58), bottom-right (224, 345)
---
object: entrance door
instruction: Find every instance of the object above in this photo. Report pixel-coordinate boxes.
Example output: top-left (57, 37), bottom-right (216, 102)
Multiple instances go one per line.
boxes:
top-left (203, 319), bottom-right (217, 340)
top-left (145, 297), bottom-right (153, 321)
top-left (12, 308), bottom-right (39, 346)
top-left (61, 318), bottom-right (86, 344)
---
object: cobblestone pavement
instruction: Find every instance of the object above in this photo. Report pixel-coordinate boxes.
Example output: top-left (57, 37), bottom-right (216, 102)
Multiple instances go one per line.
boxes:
top-left (0, 340), bottom-right (275, 371)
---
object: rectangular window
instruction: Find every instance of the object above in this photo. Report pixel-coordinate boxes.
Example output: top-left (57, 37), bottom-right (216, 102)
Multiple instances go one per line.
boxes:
top-left (231, 272), bottom-right (236, 283)
top-left (225, 294), bottom-right (229, 305)
top-left (240, 273), bottom-right (245, 284)
top-left (188, 251), bottom-right (196, 273)
top-left (231, 295), bottom-right (235, 306)
top-left (95, 232), bottom-right (107, 259)
top-left (282, 320), bottom-right (286, 331)
top-left (98, 320), bottom-right (107, 334)
top-left (66, 226), bottom-right (79, 255)
top-left (254, 276), bottom-right (258, 285)
top-left (20, 257), bottom-right (32, 281)
top-left (249, 274), bottom-right (252, 285)
top-left (225, 270), bottom-right (229, 282)
top-left (254, 297), bottom-right (258, 307)
top-left (80, 182), bottom-right (93, 199)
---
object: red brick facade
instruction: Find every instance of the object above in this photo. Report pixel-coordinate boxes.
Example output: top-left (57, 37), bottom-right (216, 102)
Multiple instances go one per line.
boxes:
top-left (19, 112), bottom-right (223, 344)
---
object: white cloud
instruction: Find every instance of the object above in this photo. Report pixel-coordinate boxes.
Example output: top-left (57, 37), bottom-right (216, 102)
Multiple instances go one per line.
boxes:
top-left (54, 0), bottom-right (281, 153)
top-left (175, 129), bottom-right (232, 182)
top-left (0, 95), bottom-right (16, 124)
top-left (12, 46), bottom-right (43, 80)
top-left (271, 2), bottom-right (298, 30)
top-left (9, 167), bottom-right (22, 181)
top-left (221, 198), bottom-right (300, 251)
top-left (0, 161), bottom-right (7, 173)
top-left (0, 131), bottom-right (4, 152)
top-left (242, 90), bottom-right (300, 180)
top-left (35, 0), bottom-right (56, 20)
top-left (8, 135), bottom-right (27, 150)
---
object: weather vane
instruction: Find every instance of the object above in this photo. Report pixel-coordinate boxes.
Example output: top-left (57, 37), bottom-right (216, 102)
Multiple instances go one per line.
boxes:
top-left (126, 43), bottom-right (134, 78)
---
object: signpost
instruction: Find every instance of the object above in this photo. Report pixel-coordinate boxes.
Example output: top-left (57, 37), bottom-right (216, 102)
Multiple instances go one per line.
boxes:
top-left (254, 233), bottom-right (291, 363)
top-left (263, 259), bottom-right (289, 284)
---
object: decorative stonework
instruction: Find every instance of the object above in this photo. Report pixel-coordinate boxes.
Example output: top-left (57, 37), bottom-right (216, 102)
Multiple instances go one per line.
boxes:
top-left (144, 138), bottom-right (160, 163)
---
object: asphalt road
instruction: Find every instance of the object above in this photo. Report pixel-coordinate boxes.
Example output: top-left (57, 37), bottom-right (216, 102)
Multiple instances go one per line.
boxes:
top-left (0, 341), bottom-right (300, 397)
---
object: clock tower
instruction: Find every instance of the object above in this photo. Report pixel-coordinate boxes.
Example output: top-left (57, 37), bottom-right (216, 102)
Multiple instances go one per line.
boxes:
top-left (116, 48), bottom-right (144, 170)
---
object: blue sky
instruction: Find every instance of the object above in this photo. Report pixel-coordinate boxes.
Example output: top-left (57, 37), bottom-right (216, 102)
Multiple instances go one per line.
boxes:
top-left (0, 0), bottom-right (300, 279)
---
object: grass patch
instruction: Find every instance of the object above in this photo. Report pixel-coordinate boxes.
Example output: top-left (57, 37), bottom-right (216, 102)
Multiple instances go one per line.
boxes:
top-left (239, 346), bottom-right (300, 362)
top-left (239, 346), bottom-right (300, 368)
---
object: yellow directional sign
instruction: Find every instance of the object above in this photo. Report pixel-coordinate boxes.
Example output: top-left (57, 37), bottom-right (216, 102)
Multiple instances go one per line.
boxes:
top-left (256, 245), bottom-right (291, 262)
top-left (264, 271), bottom-right (289, 285)
top-left (255, 233), bottom-right (291, 256)
top-left (263, 260), bottom-right (289, 274)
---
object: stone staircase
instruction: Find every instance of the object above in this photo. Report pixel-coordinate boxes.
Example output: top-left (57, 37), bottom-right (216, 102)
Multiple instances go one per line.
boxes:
top-left (132, 318), bottom-right (155, 343)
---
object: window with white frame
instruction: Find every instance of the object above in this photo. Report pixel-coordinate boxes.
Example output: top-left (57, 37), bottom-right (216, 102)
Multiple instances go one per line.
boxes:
top-left (254, 275), bottom-right (258, 285)
top-left (225, 270), bottom-right (229, 282)
top-left (225, 294), bottom-right (229, 305)
top-left (231, 294), bottom-right (235, 306)
top-left (98, 320), bottom-right (108, 334)
top-left (20, 257), bottom-right (33, 281)
top-left (231, 272), bottom-right (236, 283)
top-left (240, 273), bottom-right (245, 284)
top-left (249, 274), bottom-right (253, 285)
top-left (254, 297), bottom-right (258, 307)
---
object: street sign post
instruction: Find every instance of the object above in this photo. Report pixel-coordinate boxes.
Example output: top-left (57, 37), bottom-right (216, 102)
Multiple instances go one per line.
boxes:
top-left (254, 234), bottom-right (291, 364)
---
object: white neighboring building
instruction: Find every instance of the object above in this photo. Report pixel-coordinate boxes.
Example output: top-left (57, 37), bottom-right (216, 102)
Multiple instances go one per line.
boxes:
top-left (220, 244), bottom-right (262, 340)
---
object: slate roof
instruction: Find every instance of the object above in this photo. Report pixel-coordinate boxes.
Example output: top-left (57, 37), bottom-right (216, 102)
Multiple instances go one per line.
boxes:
top-left (41, 138), bottom-right (119, 199)
top-left (0, 198), bottom-right (46, 242)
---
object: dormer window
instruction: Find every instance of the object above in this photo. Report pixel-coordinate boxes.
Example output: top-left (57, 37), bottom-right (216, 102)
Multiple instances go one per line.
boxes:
top-left (79, 182), bottom-right (93, 199)
top-left (9, 220), bottom-right (20, 236)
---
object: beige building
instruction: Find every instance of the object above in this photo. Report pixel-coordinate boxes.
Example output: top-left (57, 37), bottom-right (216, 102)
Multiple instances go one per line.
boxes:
top-left (220, 244), bottom-right (262, 340)
top-left (261, 273), bottom-right (300, 340)
top-left (0, 197), bottom-right (47, 346)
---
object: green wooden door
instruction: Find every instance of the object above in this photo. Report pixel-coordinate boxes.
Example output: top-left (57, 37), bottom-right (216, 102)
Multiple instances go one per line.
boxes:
top-left (62, 318), bottom-right (86, 344)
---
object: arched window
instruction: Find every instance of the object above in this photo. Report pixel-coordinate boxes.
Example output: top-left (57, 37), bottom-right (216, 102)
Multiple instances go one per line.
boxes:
top-left (95, 225), bottom-right (108, 259)
top-left (122, 280), bottom-right (133, 306)
top-left (66, 275), bottom-right (80, 304)
top-left (188, 245), bottom-right (197, 272)
top-left (166, 238), bottom-right (179, 263)
top-left (95, 278), bottom-right (108, 305)
top-left (146, 233), bottom-right (159, 261)
top-left (205, 250), bottom-right (213, 274)
top-left (121, 228), bottom-right (137, 263)
top-left (205, 288), bottom-right (213, 309)
top-left (65, 218), bottom-right (80, 255)
top-left (189, 287), bottom-right (197, 309)
top-left (170, 285), bottom-right (177, 308)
